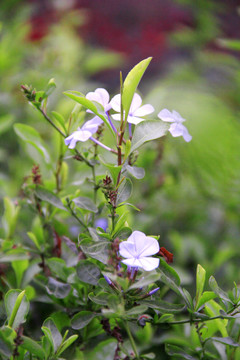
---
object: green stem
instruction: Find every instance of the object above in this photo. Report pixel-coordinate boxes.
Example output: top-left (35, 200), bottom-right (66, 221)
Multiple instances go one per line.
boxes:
top-left (124, 321), bottom-right (140, 360)
top-left (66, 199), bottom-right (89, 233)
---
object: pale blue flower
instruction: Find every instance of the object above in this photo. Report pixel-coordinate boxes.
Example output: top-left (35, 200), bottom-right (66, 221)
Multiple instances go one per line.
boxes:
top-left (158, 109), bottom-right (192, 142)
top-left (111, 93), bottom-right (154, 125)
top-left (64, 117), bottom-right (102, 149)
top-left (119, 231), bottom-right (160, 271)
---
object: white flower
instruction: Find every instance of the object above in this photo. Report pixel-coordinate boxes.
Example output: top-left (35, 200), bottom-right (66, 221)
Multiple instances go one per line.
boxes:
top-left (119, 231), bottom-right (160, 271)
top-left (110, 93), bottom-right (154, 125)
top-left (86, 88), bottom-right (111, 112)
top-left (158, 109), bottom-right (192, 142)
top-left (64, 117), bottom-right (102, 149)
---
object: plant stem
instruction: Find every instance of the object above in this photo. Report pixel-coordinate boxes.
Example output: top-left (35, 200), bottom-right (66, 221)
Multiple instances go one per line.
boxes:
top-left (39, 108), bottom-right (66, 138)
top-left (66, 199), bottom-right (89, 233)
top-left (124, 321), bottom-right (140, 360)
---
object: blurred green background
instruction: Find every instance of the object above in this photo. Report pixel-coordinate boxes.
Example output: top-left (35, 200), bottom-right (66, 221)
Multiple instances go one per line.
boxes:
top-left (1, 0), bottom-right (240, 291)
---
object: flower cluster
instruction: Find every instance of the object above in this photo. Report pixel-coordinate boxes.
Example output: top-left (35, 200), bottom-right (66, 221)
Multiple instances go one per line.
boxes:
top-left (64, 87), bottom-right (192, 149)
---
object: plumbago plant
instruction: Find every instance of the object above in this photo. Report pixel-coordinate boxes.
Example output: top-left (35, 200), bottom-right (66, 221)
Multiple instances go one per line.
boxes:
top-left (0, 58), bottom-right (240, 360)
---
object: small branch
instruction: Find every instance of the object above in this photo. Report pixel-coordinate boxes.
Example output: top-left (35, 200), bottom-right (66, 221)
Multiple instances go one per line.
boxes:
top-left (39, 108), bottom-right (66, 138)
top-left (66, 199), bottom-right (89, 233)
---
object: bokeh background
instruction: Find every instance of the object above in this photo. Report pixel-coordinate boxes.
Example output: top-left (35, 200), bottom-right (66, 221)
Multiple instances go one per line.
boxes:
top-left (1, 0), bottom-right (240, 292)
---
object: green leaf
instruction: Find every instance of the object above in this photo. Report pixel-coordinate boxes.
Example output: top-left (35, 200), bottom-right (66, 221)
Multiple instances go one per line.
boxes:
top-left (156, 314), bottom-right (174, 323)
top-left (116, 178), bottom-right (132, 205)
top-left (165, 344), bottom-right (197, 360)
top-left (51, 111), bottom-right (67, 133)
top-left (130, 120), bottom-right (169, 153)
top-left (129, 273), bottom-right (160, 290)
top-left (11, 259), bottom-right (29, 287)
top-left (210, 336), bottom-right (240, 347)
top-left (0, 326), bottom-right (15, 357)
top-left (57, 334), bottom-right (78, 356)
top-left (64, 91), bottom-right (115, 136)
top-left (126, 165), bottom-right (145, 179)
top-left (35, 186), bottom-right (66, 211)
top-left (41, 326), bottom-right (55, 354)
top-left (89, 292), bottom-right (109, 305)
top-left (80, 239), bottom-right (109, 264)
top-left (14, 123), bottom-right (50, 163)
top-left (21, 336), bottom-right (45, 359)
top-left (73, 196), bottom-right (98, 213)
top-left (196, 291), bottom-right (216, 310)
top-left (0, 249), bottom-right (30, 262)
top-left (139, 299), bottom-right (185, 314)
top-left (76, 260), bottom-right (101, 285)
top-left (87, 339), bottom-right (117, 360)
top-left (2, 197), bottom-right (20, 239)
top-left (112, 211), bottom-right (129, 236)
top-left (157, 259), bottom-right (181, 292)
top-left (5, 290), bottom-right (29, 329)
top-left (209, 276), bottom-right (232, 303)
top-left (126, 304), bottom-right (148, 316)
top-left (43, 318), bottom-right (62, 353)
top-left (71, 311), bottom-right (97, 330)
top-left (195, 264), bottom-right (206, 309)
top-left (122, 57), bottom-right (152, 121)
top-left (45, 78), bottom-right (56, 97)
top-left (46, 277), bottom-right (71, 299)
top-left (0, 114), bottom-right (14, 135)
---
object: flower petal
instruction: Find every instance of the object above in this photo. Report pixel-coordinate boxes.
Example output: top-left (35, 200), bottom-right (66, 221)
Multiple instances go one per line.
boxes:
top-left (182, 126), bottom-right (192, 142)
top-left (95, 88), bottom-right (111, 110)
top-left (138, 236), bottom-right (159, 257)
top-left (172, 110), bottom-right (185, 123)
top-left (128, 115), bottom-right (145, 125)
top-left (82, 117), bottom-right (103, 134)
top-left (134, 104), bottom-right (154, 117)
top-left (138, 257), bottom-right (159, 271)
top-left (110, 94), bottom-right (121, 112)
top-left (129, 93), bottom-right (142, 114)
top-left (158, 109), bottom-right (175, 123)
top-left (127, 231), bottom-right (146, 244)
top-left (119, 242), bottom-right (137, 259)
top-left (121, 258), bottom-right (142, 268)
top-left (111, 113), bottom-right (121, 121)
top-left (169, 123), bottom-right (185, 137)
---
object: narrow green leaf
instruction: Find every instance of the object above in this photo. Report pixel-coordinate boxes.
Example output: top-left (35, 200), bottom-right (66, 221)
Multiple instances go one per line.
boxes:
top-left (130, 120), bottom-right (169, 153)
top-left (165, 344), bottom-right (197, 360)
top-left (57, 335), bottom-right (78, 356)
top-left (196, 291), bottom-right (216, 310)
top-left (64, 91), bottom-right (115, 136)
top-left (158, 259), bottom-right (181, 288)
top-left (122, 57), bottom-right (152, 121)
top-left (51, 111), bottom-right (67, 133)
top-left (195, 264), bottom-right (206, 309)
top-left (6, 290), bottom-right (29, 329)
